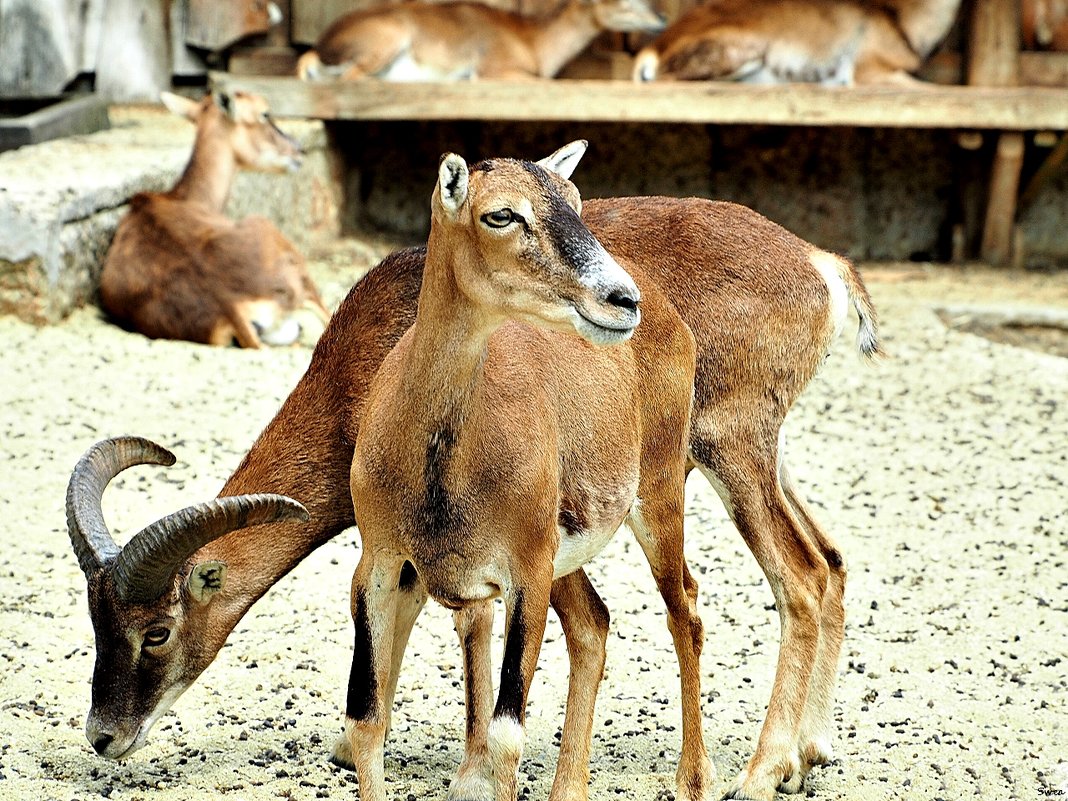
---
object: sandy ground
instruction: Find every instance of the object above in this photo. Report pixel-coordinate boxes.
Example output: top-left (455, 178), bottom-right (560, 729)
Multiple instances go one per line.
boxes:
top-left (0, 253), bottom-right (1066, 801)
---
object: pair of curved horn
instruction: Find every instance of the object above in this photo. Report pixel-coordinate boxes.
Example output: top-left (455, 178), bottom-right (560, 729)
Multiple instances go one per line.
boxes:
top-left (66, 437), bottom-right (309, 604)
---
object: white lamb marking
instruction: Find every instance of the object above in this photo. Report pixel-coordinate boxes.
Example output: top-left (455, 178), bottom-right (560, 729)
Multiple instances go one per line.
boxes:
top-left (487, 715), bottom-right (525, 775)
top-left (769, 25), bottom-right (861, 85)
top-left (378, 48), bottom-right (475, 81)
top-left (258, 317), bottom-right (301, 346)
top-left (808, 250), bottom-right (850, 341)
top-left (553, 518), bottom-right (621, 579)
top-left (625, 498), bottom-right (653, 547)
top-left (633, 51), bottom-right (658, 81)
top-left (554, 481), bottom-right (639, 578)
top-left (585, 242), bottom-right (640, 301)
top-left (808, 735), bottom-right (835, 765)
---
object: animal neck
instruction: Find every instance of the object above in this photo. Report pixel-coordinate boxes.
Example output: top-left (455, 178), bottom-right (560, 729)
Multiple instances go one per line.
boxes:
top-left (402, 226), bottom-right (500, 423)
top-left (168, 121), bottom-right (237, 211)
top-left (194, 377), bottom-right (358, 623)
top-left (528, 0), bottom-right (602, 77)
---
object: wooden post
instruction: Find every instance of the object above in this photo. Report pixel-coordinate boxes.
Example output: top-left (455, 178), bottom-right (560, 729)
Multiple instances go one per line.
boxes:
top-left (969, 0), bottom-right (1023, 266)
top-left (980, 131), bottom-right (1025, 266)
top-left (267, 0), bottom-right (292, 46)
top-left (968, 0), bottom-right (1020, 86)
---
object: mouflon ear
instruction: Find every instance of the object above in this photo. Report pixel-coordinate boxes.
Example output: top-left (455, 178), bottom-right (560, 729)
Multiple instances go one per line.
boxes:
top-left (187, 561), bottom-right (228, 604)
top-left (536, 140), bottom-right (588, 180)
top-left (437, 153), bottom-right (470, 216)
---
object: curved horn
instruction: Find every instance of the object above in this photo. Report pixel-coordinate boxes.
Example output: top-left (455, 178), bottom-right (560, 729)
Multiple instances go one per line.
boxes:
top-left (113, 493), bottom-right (310, 603)
top-left (66, 437), bottom-right (176, 576)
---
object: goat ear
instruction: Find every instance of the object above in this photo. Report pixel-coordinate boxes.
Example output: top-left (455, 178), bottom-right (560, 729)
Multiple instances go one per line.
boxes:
top-left (437, 153), bottom-right (469, 216)
top-left (160, 91), bottom-right (200, 121)
top-left (537, 140), bottom-right (588, 180)
top-left (187, 561), bottom-right (227, 604)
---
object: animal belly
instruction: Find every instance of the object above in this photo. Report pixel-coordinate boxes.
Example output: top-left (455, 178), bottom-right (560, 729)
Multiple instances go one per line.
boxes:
top-left (413, 552), bottom-right (504, 608)
top-left (376, 50), bottom-right (474, 81)
top-left (552, 521), bottom-right (621, 579)
top-left (762, 37), bottom-right (858, 85)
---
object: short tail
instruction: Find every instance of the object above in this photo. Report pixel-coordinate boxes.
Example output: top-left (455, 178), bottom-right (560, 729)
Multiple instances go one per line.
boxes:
top-left (296, 50), bottom-right (322, 80)
top-left (840, 260), bottom-right (882, 360)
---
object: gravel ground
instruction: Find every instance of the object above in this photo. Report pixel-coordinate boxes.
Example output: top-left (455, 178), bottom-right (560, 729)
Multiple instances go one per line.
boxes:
top-left (0, 254), bottom-right (1065, 801)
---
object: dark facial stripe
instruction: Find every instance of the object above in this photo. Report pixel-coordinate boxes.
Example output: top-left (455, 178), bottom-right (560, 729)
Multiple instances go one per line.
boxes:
top-left (345, 589), bottom-right (377, 721)
top-left (494, 590), bottom-right (527, 723)
top-left (520, 162), bottom-right (600, 276)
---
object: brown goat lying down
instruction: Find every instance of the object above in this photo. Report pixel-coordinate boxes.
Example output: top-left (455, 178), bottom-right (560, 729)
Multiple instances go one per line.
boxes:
top-left (295, 0), bottom-right (663, 81)
top-left (99, 91), bottom-right (330, 348)
top-left (633, 0), bottom-right (961, 85)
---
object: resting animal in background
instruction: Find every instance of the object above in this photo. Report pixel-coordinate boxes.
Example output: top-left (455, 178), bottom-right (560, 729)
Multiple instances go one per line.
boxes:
top-left (99, 91), bottom-right (330, 348)
top-left (1023, 0), bottom-right (1068, 50)
top-left (68, 156), bottom-right (880, 800)
top-left (633, 0), bottom-right (961, 85)
top-left (296, 0), bottom-right (664, 81)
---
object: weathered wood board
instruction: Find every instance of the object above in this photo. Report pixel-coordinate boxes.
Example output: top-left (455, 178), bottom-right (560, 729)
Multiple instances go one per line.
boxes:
top-left (210, 73), bottom-right (1068, 130)
top-left (186, 0), bottom-right (273, 51)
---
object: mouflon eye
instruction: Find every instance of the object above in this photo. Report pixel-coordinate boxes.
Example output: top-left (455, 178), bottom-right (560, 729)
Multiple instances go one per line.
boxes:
top-left (481, 209), bottom-right (518, 228)
top-left (143, 627), bottom-right (170, 648)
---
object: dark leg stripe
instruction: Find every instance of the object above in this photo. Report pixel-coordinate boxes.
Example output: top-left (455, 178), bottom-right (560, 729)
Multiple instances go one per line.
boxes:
top-left (494, 590), bottom-right (527, 723)
top-left (346, 589), bottom-right (377, 721)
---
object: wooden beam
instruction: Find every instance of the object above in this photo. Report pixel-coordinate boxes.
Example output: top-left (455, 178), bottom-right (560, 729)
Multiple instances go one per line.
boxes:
top-left (228, 46), bottom-right (300, 76)
top-left (210, 74), bottom-right (1068, 130)
top-left (922, 51), bottom-right (1068, 88)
